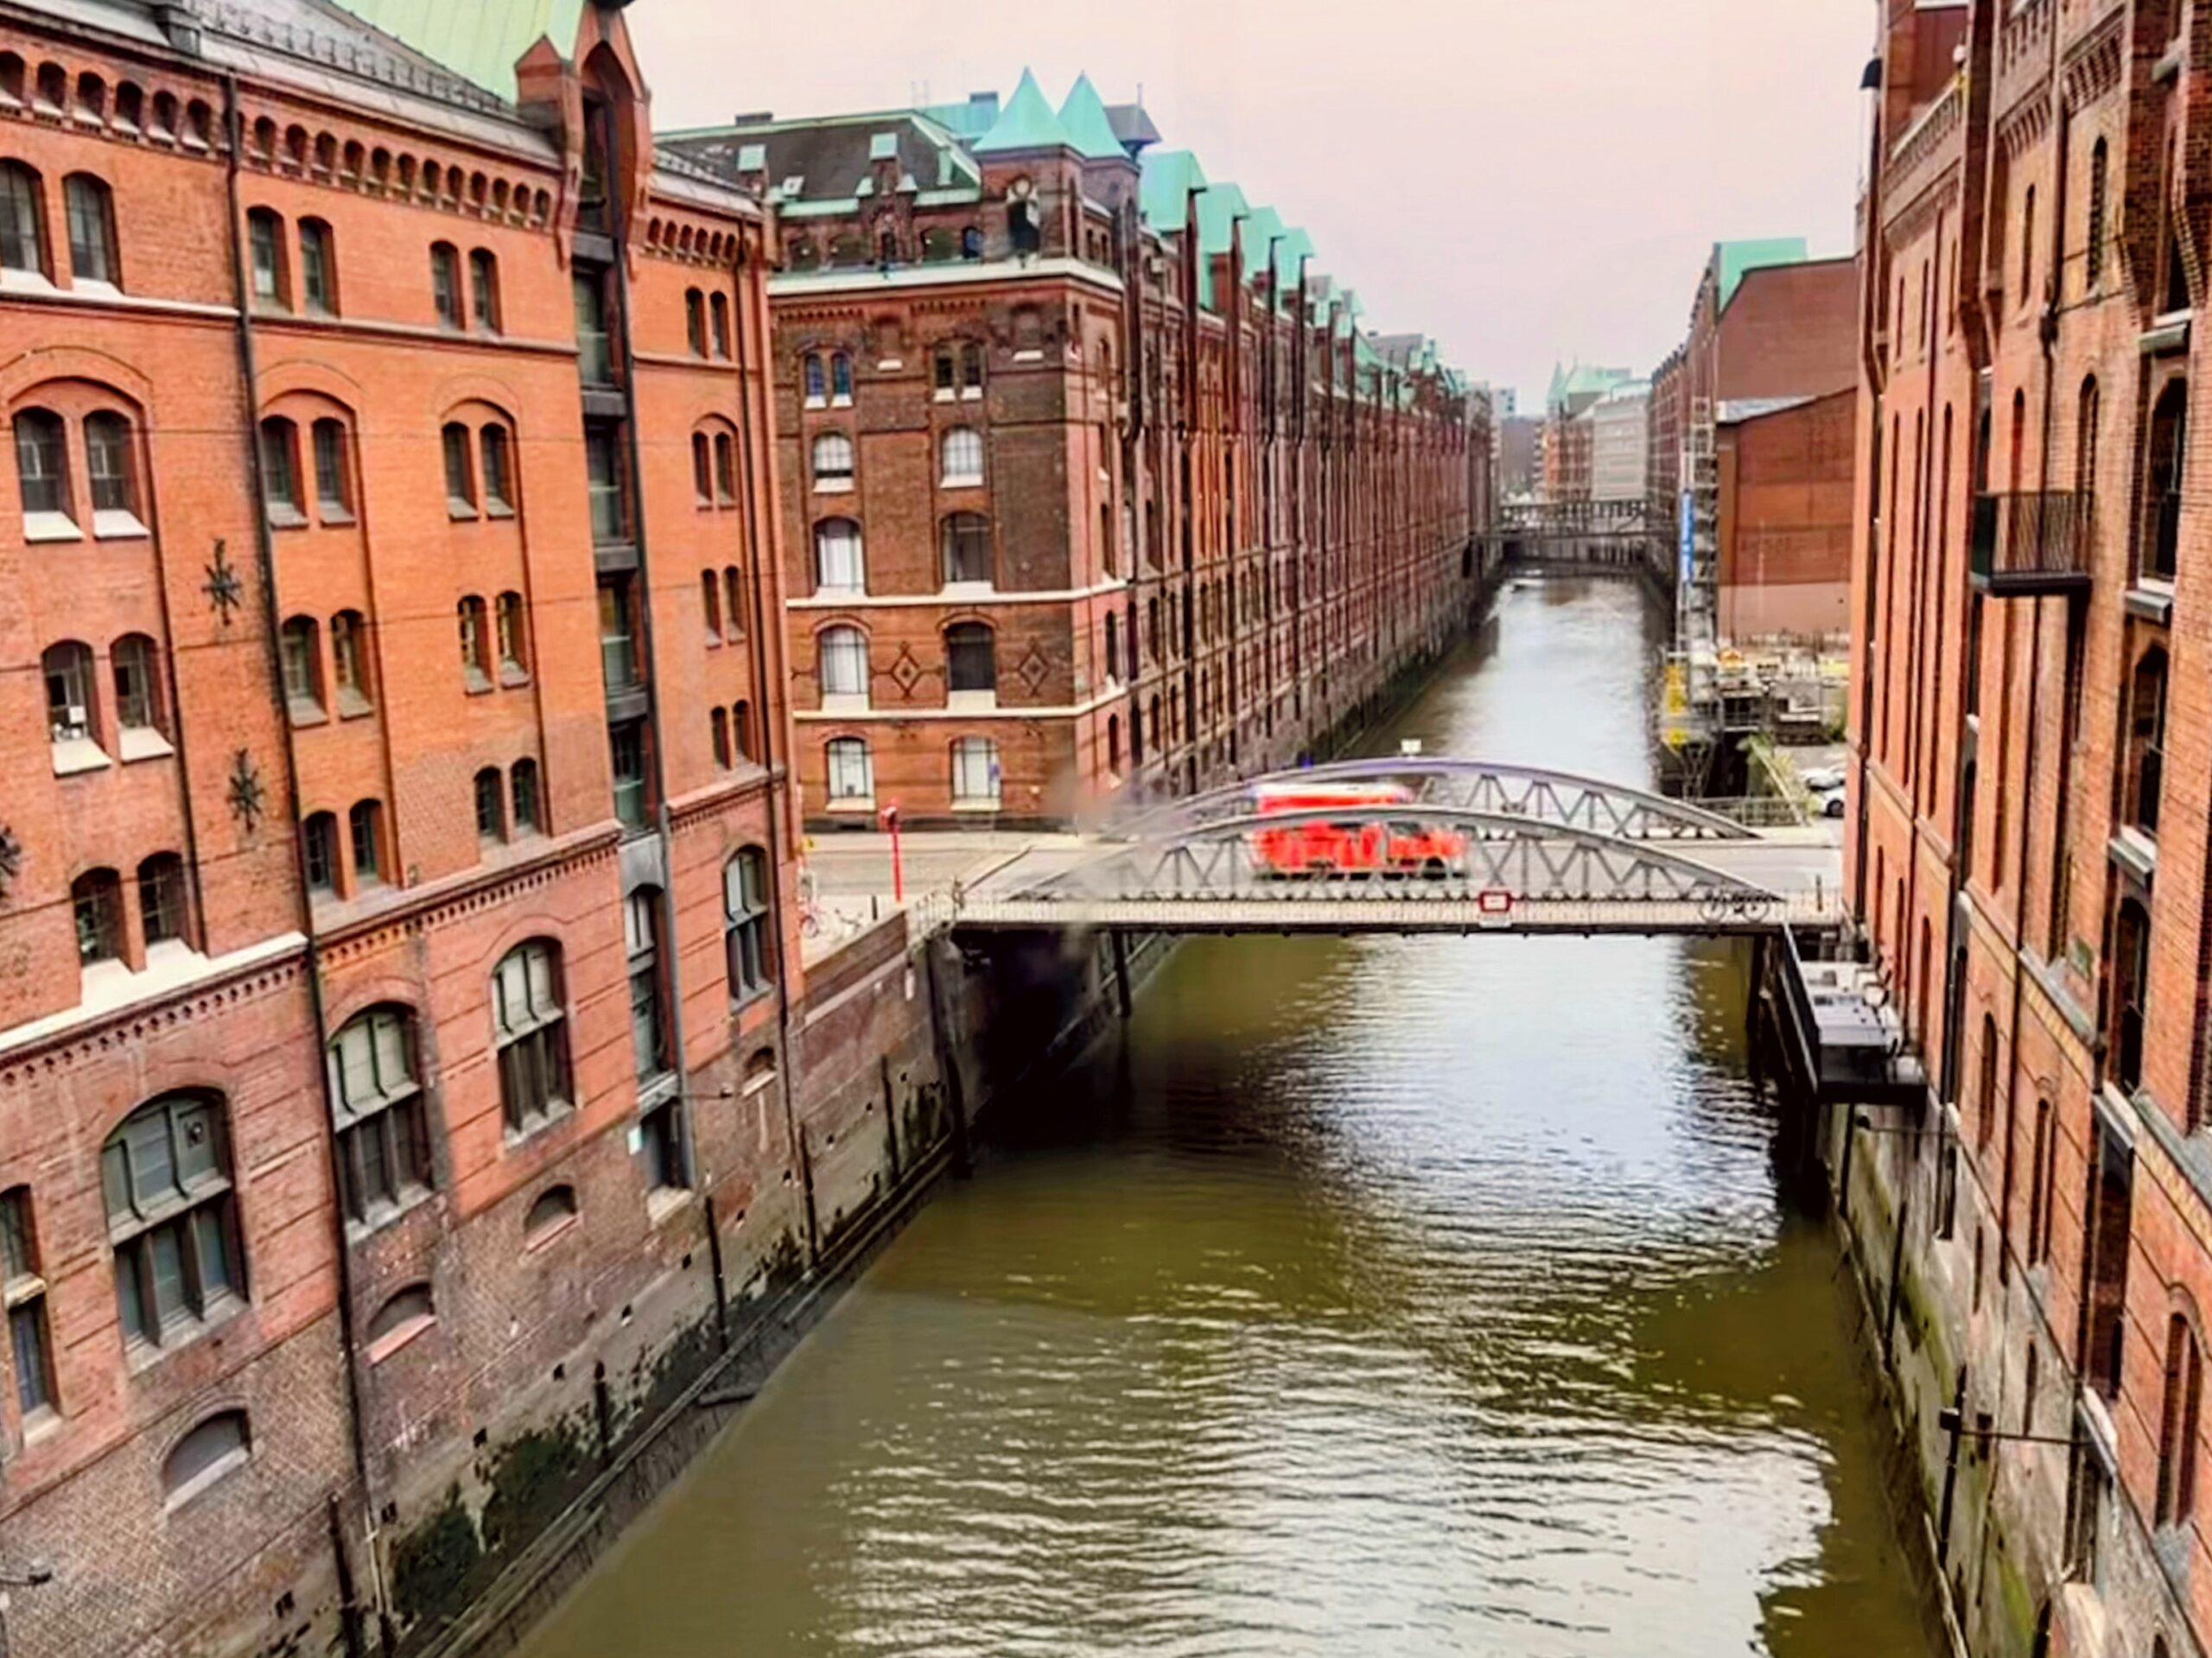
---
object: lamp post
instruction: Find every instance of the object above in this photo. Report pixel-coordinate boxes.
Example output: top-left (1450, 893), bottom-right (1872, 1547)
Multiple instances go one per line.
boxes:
top-left (879, 804), bottom-right (903, 904)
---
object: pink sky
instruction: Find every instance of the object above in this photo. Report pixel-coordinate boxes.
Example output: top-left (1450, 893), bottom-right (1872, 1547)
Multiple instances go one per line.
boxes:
top-left (630, 0), bottom-right (1872, 408)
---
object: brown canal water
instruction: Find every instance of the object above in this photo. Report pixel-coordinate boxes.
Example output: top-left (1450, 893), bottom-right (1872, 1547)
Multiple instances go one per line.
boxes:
top-left (518, 581), bottom-right (1936, 1657)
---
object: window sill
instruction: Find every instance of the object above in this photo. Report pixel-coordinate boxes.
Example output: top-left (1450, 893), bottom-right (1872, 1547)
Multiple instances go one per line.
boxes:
top-left (365, 1310), bottom-right (436, 1365)
top-left (163, 1444), bottom-right (253, 1511)
top-left (287, 700), bottom-right (327, 728)
top-left (826, 797), bottom-right (877, 814)
top-left (645, 1185), bottom-right (696, 1227)
top-left (2125, 584), bottom-right (2175, 625)
top-left (464, 673), bottom-right (495, 696)
top-left (804, 396), bottom-right (827, 411)
top-left (820, 693), bottom-right (869, 715)
top-left (814, 479), bottom-right (854, 494)
top-left (947, 690), bottom-right (998, 712)
top-left (93, 509), bottom-right (149, 539)
top-left (118, 725), bottom-right (175, 763)
top-left (126, 1294), bottom-right (245, 1382)
top-left (960, 387), bottom-right (983, 401)
top-left (486, 503), bottom-right (516, 521)
top-left (22, 511), bottom-right (81, 543)
top-left (941, 580), bottom-right (996, 598)
top-left (951, 798), bottom-right (1004, 813)
top-left (0, 268), bottom-right (55, 295)
top-left (316, 505), bottom-right (356, 527)
top-left (346, 1183), bottom-right (435, 1246)
top-left (504, 1102), bottom-right (576, 1152)
top-left (941, 473), bottom-right (984, 489)
top-left (265, 505), bottom-right (309, 530)
top-left (336, 691), bottom-right (375, 720)
top-left (499, 663), bottom-right (531, 689)
top-left (830, 396), bottom-right (853, 410)
top-left (932, 389), bottom-right (956, 403)
top-left (50, 736), bottom-right (111, 776)
top-left (21, 1405), bottom-right (61, 1447)
top-left (448, 502), bottom-right (480, 522)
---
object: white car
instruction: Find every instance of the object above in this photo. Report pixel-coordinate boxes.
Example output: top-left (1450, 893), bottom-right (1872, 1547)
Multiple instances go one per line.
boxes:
top-left (1801, 765), bottom-right (1845, 792)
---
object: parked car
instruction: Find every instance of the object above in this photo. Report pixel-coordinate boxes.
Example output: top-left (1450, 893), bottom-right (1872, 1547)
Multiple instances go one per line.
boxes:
top-left (1800, 765), bottom-right (1845, 792)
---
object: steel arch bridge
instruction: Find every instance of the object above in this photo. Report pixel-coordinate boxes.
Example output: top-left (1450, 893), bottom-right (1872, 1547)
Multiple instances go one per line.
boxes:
top-left (1109, 759), bottom-right (1757, 844)
top-left (942, 763), bottom-right (1841, 938)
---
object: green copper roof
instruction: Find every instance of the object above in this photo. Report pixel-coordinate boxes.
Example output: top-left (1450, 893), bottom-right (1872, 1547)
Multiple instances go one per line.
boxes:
top-left (1716, 237), bottom-right (1809, 308)
top-left (1274, 227), bottom-right (1314, 295)
top-left (1139, 149), bottom-right (1207, 229)
top-left (973, 68), bottom-right (1073, 154)
top-left (328, 0), bottom-right (582, 102)
top-left (1194, 181), bottom-right (1249, 256)
top-left (1057, 74), bottom-right (1124, 162)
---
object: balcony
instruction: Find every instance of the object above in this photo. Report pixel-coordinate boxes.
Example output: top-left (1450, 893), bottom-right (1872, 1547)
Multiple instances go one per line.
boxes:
top-left (1969, 491), bottom-right (2094, 597)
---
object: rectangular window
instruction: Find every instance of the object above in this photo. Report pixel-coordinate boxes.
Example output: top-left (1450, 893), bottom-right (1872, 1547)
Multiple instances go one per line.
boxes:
top-left (442, 425), bottom-right (475, 514)
top-left (1, 1188), bottom-right (54, 1419)
top-left (480, 427), bottom-right (513, 512)
top-left (827, 738), bottom-right (873, 802)
top-left (574, 271), bottom-right (613, 384)
top-left (512, 762), bottom-right (541, 834)
top-left (15, 413), bottom-right (67, 518)
top-left (86, 416), bottom-right (135, 517)
top-left (260, 422), bottom-right (299, 516)
top-left (586, 426), bottom-right (626, 542)
top-left (139, 858), bottom-right (187, 945)
top-left (469, 249), bottom-right (499, 332)
top-left (304, 814), bottom-right (337, 893)
top-left (350, 802), bottom-right (382, 884)
top-left (626, 892), bottom-right (669, 1080)
top-left (952, 738), bottom-right (1001, 804)
top-left (640, 1102), bottom-right (685, 1192)
top-left (314, 422), bottom-right (349, 514)
top-left (598, 579), bottom-right (638, 689)
top-left (249, 211), bottom-right (283, 307)
top-left (610, 720), bottom-right (649, 829)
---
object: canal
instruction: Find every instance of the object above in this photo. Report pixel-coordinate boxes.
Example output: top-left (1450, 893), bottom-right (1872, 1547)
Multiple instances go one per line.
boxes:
top-left (518, 580), bottom-right (1936, 1657)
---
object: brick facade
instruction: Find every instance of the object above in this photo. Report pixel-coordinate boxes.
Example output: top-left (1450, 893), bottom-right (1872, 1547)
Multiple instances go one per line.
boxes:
top-left (666, 80), bottom-right (1477, 827)
top-left (1850, 2), bottom-right (2212, 1653)
top-left (0, 4), bottom-right (814, 1655)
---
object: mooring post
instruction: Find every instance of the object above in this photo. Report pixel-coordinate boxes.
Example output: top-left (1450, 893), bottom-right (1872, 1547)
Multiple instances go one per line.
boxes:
top-left (1936, 1367), bottom-right (1969, 1565)
top-left (1882, 1195), bottom-right (1911, 1369)
top-left (1111, 930), bottom-right (1133, 1020)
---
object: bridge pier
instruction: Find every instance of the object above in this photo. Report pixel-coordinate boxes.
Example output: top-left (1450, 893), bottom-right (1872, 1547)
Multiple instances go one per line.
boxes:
top-left (1111, 931), bottom-right (1134, 1020)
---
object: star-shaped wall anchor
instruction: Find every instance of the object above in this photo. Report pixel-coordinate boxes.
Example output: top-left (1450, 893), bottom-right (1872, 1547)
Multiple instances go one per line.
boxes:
top-left (226, 749), bottom-right (265, 834)
top-left (0, 826), bottom-right (20, 902)
top-left (203, 538), bottom-right (245, 625)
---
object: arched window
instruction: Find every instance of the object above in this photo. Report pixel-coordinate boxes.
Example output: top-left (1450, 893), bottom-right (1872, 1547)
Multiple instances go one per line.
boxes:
top-left (41, 639), bottom-right (94, 742)
top-left (523, 1184), bottom-right (577, 1245)
top-left (945, 622), bottom-right (995, 694)
top-left (815, 518), bottom-right (864, 594)
top-left (714, 432), bottom-right (736, 500)
top-left (1107, 713), bottom-right (1123, 776)
top-left (812, 431), bottom-right (854, 490)
top-left (510, 759), bottom-right (541, 835)
top-left (298, 217), bottom-right (334, 314)
top-left (961, 344), bottom-right (984, 394)
top-left (246, 206), bottom-right (285, 308)
top-left (480, 425), bottom-right (513, 512)
top-left (2086, 139), bottom-right (2109, 290)
top-left (723, 567), bottom-right (745, 638)
top-left (302, 811), bottom-right (339, 893)
top-left (701, 569), bottom-right (723, 640)
top-left (961, 226), bottom-right (984, 260)
top-left (163, 1409), bottom-right (250, 1505)
top-left (63, 173), bottom-right (116, 285)
top-left (328, 1006), bottom-right (432, 1223)
top-left (365, 1285), bottom-right (435, 1356)
top-left (258, 416), bottom-right (301, 519)
top-left (691, 432), bottom-right (712, 502)
top-left (330, 611), bottom-right (368, 708)
top-left (710, 706), bottom-right (731, 768)
top-left (2145, 379), bottom-right (2186, 581)
top-left (803, 353), bottom-right (826, 403)
top-left (139, 852), bottom-right (186, 947)
top-left (310, 417), bottom-right (349, 517)
top-left (0, 161), bottom-right (44, 275)
top-left (2159, 1314), bottom-right (2204, 1526)
top-left (2076, 378), bottom-right (2100, 499)
top-left (112, 632), bottom-right (161, 733)
top-left (941, 427), bottom-right (983, 486)
top-left (819, 625), bottom-right (868, 699)
top-left (709, 293), bottom-right (731, 358)
top-left (1104, 613), bottom-right (1121, 683)
top-left (349, 799), bottom-right (385, 885)
top-left (724, 848), bottom-right (772, 1001)
top-left (2113, 896), bottom-right (2152, 1094)
top-left (495, 592), bottom-right (526, 677)
top-left (685, 288), bottom-right (707, 355)
top-left (732, 699), bottom-right (753, 760)
top-left (825, 736), bottom-right (874, 803)
top-left (442, 422), bottom-right (476, 513)
top-left (468, 248), bottom-right (499, 333)
top-left (458, 596), bottom-right (490, 685)
top-left (474, 766), bottom-right (506, 843)
top-left (429, 241), bottom-right (461, 327)
top-left (104, 1092), bottom-right (241, 1347)
top-left (15, 407), bottom-right (70, 524)
top-left (941, 512), bottom-right (991, 586)
top-left (787, 238), bottom-right (819, 271)
top-left (626, 889), bottom-right (671, 1082)
top-left (70, 867), bottom-right (120, 962)
top-left (2126, 646), bottom-right (2169, 837)
top-left (831, 353), bottom-right (853, 402)
top-left (1009, 197), bottom-right (1039, 256)
top-left (951, 737), bottom-right (1001, 806)
top-left (493, 940), bottom-right (570, 1134)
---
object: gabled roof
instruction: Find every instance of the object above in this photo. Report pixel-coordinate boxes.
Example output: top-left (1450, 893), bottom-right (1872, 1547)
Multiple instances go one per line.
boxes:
top-left (327, 0), bottom-right (583, 104)
top-left (973, 68), bottom-right (1073, 155)
top-left (1058, 74), bottom-right (1125, 162)
top-left (1715, 237), bottom-right (1809, 309)
top-left (1194, 181), bottom-right (1249, 257)
top-left (1139, 149), bottom-right (1207, 230)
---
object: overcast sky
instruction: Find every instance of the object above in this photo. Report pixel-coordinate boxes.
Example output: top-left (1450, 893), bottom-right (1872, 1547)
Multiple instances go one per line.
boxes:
top-left (631, 0), bottom-right (1873, 409)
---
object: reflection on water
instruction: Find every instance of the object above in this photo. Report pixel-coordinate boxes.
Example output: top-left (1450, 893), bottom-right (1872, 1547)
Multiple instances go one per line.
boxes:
top-left (521, 582), bottom-right (1932, 1658)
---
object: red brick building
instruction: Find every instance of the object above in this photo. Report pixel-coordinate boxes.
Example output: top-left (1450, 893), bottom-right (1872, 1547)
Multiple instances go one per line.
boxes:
top-left (665, 75), bottom-right (1477, 825)
top-left (0, 3), bottom-right (810, 1654)
top-left (1850, 1), bottom-right (2212, 1652)
top-left (1646, 243), bottom-right (1859, 640)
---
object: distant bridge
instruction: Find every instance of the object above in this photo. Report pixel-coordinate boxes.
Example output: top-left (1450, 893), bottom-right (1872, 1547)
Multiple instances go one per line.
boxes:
top-left (940, 759), bottom-right (1840, 938)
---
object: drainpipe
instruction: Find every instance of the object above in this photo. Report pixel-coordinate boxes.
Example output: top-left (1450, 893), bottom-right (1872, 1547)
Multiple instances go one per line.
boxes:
top-left (219, 72), bottom-right (376, 1658)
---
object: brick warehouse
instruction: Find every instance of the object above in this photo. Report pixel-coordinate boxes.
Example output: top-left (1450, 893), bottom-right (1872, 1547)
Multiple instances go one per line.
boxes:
top-left (1847, 1), bottom-right (2212, 1654)
top-left (0, 2), bottom-right (842, 1654)
top-left (664, 76), bottom-right (1478, 827)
